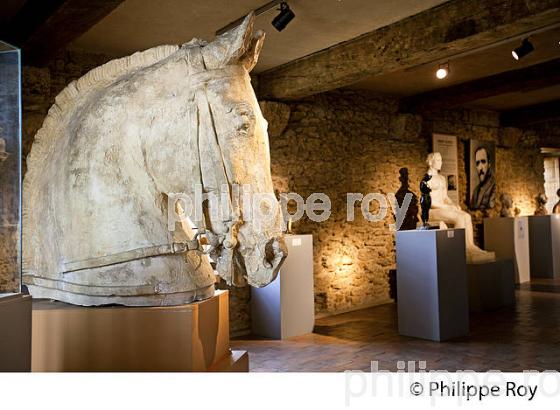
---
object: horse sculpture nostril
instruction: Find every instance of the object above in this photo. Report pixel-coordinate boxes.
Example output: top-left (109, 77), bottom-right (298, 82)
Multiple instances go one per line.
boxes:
top-left (263, 238), bottom-right (275, 268)
top-left (263, 237), bottom-right (287, 269)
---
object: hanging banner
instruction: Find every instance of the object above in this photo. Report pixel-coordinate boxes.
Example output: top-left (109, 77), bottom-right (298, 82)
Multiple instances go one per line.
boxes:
top-left (432, 133), bottom-right (459, 205)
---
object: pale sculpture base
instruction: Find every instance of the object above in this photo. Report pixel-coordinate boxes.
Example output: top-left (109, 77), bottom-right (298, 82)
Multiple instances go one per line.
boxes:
top-left (483, 217), bottom-right (530, 283)
top-left (31, 290), bottom-right (248, 372)
top-left (251, 234), bottom-right (314, 339)
top-left (396, 229), bottom-right (469, 341)
top-left (467, 260), bottom-right (515, 312)
top-left (0, 293), bottom-right (32, 371)
top-left (528, 215), bottom-right (560, 278)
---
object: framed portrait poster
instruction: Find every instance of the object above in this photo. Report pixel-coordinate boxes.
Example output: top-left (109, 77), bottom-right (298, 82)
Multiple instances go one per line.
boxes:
top-left (469, 140), bottom-right (496, 209)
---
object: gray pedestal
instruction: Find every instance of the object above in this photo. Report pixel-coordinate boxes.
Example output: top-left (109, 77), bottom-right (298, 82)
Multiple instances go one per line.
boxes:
top-left (396, 229), bottom-right (469, 342)
top-left (0, 293), bottom-right (32, 371)
top-left (528, 215), bottom-right (560, 278)
top-left (484, 217), bottom-right (530, 283)
top-left (467, 259), bottom-right (515, 312)
top-left (251, 234), bottom-right (314, 339)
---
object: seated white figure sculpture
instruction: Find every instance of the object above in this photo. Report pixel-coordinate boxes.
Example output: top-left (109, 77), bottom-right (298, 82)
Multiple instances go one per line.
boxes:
top-left (425, 152), bottom-right (495, 263)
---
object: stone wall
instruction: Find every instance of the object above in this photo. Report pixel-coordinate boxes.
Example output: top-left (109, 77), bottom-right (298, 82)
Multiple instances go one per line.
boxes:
top-left (267, 92), bottom-right (426, 315)
top-left (1, 50), bottom-right (557, 335)
top-left (528, 120), bottom-right (560, 148)
top-left (266, 91), bottom-right (549, 318)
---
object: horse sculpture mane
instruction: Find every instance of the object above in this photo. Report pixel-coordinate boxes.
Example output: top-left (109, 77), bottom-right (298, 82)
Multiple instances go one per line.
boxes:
top-left (23, 14), bottom-right (287, 306)
top-left (23, 44), bottom-right (179, 201)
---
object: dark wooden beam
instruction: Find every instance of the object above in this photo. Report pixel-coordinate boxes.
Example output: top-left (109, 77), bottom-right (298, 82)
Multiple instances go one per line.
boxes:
top-left (401, 58), bottom-right (560, 112)
top-left (0, 1), bottom-right (66, 47)
top-left (1, 0), bottom-right (124, 66)
top-left (501, 99), bottom-right (560, 127)
top-left (258, 0), bottom-right (560, 100)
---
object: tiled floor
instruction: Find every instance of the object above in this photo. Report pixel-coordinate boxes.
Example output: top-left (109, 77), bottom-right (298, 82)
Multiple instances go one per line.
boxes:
top-left (231, 279), bottom-right (560, 372)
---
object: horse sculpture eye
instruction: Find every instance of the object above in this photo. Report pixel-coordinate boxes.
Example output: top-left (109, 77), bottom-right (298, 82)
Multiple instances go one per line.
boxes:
top-left (231, 104), bottom-right (255, 137)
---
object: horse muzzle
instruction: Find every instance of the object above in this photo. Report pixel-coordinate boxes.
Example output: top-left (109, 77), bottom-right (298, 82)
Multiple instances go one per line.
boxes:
top-left (246, 236), bottom-right (287, 288)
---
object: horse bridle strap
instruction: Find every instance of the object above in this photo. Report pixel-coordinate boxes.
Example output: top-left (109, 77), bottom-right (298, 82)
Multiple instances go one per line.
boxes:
top-left (61, 238), bottom-right (204, 274)
top-left (188, 47), bottom-right (244, 285)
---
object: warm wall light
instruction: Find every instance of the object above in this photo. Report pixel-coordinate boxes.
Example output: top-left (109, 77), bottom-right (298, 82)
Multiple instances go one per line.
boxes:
top-left (435, 62), bottom-right (449, 79)
top-left (341, 255), bottom-right (353, 265)
top-left (512, 38), bottom-right (534, 60)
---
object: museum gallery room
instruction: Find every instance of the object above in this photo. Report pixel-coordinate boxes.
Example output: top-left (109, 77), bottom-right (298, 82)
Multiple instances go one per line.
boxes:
top-left (2, 0), bottom-right (560, 383)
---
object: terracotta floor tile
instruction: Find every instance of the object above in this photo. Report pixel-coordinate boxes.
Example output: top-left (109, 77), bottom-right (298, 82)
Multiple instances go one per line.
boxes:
top-left (231, 279), bottom-right (560, 372)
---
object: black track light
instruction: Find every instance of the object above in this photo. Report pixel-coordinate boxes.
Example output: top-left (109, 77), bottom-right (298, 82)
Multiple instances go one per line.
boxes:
top-left (272, 2), bottom-right (295, 32)
top-left (512, 38), bottom-right (534, 60)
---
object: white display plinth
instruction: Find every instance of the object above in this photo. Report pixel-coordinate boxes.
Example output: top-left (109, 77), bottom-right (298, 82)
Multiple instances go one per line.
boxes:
top-left (467, 259), bottom-right (515, 312)
top-left (528, 215), bottom-right (560, 278)
top-left (483, 217), bottom-right (530, 283)
top-left (251, 234), bottom-right (314, 339)
top-left (396, 229), bottom-right (469, 342)
top-left (0, 293), bottom-right (32, 371)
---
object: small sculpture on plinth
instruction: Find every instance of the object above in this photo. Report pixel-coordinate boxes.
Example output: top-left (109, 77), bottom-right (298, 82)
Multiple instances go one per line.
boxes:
top-left (499, 193), bottom-right (514, 217)
top-left (553, 189), bottom-right (560, 214)
top-left (395, 167), bottom-right (419, 230)
top-left (534, 193), bottom-right (548, 216)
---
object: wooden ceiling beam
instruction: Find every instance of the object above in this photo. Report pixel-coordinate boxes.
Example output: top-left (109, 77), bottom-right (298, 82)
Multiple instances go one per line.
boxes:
top-left (258, 0), bottom-right (560, 100)
top-left (401, 58), bottom-right (560, 112)
top-left (501, 99), bottom-right (560, 127)
top-left (1, 0), bottom-right (124, 66)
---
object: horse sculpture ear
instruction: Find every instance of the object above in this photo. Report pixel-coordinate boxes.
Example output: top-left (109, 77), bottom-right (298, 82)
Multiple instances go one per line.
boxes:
top-left (202, 12), bottom-right (263, 71)
top-left (239, 29), bottom-right (265, 72)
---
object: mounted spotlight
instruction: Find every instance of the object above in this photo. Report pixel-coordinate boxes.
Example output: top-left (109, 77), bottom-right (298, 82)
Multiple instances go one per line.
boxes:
top-left (512, 38), bottom-right (534, 60)
top-left (272, 2), bottom-right (295, 31)
top-left (436, 62), bottom-right (449, 79)
top-left (215, 1), bottom-right (295, 36)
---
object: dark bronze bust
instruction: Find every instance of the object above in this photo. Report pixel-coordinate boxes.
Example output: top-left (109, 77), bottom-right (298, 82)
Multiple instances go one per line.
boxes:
top-left (395, 167), bottom-right (419, 230)
top-left (419, 173), bottom-right (432, 228)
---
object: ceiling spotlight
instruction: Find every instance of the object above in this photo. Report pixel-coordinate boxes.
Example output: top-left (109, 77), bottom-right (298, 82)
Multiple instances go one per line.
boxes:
top-left (512, 38), bottom-right (534, 60)
top-left (436, 63), bottom-right (449, 79)
top-left (272, 2), bottom-right (295, 31)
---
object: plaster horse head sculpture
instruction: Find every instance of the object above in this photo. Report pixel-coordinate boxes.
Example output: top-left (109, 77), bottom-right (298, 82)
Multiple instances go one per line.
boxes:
top-left (23, 14), bottom-right (287, 306)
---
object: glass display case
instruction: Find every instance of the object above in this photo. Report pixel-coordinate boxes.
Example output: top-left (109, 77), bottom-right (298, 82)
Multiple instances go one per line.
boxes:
top-left (0, 41), bottom-right (22, 295)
